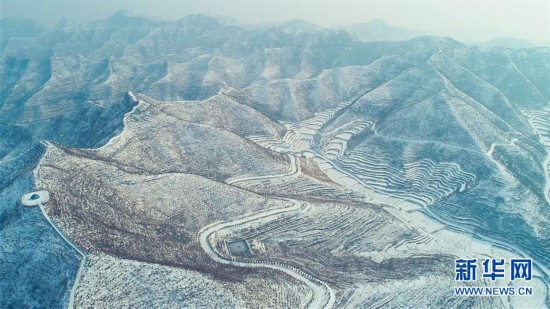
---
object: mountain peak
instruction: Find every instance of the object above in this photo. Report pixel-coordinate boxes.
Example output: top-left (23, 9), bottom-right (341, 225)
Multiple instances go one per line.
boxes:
top-left (366, 18), bottom-right (388, 26)
top-left (274, 19), bottom-right (322, 33)
top-left (340, 19), bottom-right (420, 42)
top-left (106, 10), bottom-right (135, 22)
top-left (178, 14), bottom-right (240, 27)
top-left (101, 10), bottom-right (154, 27)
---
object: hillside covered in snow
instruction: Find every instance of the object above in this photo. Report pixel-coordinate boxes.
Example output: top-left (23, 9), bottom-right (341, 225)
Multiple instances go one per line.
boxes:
top-left (1, 12), bottom-right (549, 308)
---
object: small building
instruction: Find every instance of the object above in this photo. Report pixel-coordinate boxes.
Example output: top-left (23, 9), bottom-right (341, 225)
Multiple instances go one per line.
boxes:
top-left (21, 191), bottom-right (49, 207)
top-left (226, 239), bottom-right (252, 256)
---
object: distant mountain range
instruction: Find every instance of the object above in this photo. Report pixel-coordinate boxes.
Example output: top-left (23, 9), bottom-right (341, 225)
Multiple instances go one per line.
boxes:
top-left (337, 18), bottom-right (544, 49)
top-left (468, 37), bottom-right (539, 49)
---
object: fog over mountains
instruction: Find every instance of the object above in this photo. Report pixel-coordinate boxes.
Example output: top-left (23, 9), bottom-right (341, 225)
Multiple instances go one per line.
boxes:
top-left (1, 11), bottom-right (549, 307)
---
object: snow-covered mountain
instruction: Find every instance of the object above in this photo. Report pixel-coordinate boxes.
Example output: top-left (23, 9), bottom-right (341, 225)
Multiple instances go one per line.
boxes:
top-left (1, 12), bottom-right (550, 308)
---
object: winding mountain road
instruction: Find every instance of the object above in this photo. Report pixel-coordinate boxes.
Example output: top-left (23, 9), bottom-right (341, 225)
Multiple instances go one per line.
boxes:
top-left (198, 199), bottom-right (335, 309)
top-left (38, 203), bottom-right (87, 309)
top-left (203, 153), bottom-right (335, 308)
top-left (35, 142), bottom-right (87, 309)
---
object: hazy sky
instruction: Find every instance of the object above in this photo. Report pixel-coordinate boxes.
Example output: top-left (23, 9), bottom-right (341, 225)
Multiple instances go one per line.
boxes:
top-left (2, 0), bottom-right (549, 45)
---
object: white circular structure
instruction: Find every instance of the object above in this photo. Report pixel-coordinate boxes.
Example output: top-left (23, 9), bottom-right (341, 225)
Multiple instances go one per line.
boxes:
top-left (21, 191), bottom-right (49, 207)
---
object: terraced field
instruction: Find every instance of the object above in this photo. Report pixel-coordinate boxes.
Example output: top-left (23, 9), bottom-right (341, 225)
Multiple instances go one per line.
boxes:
top-left (522, 107), bottom-right (550, 206)
top-left (236, 87), bottom-right (550, 307)
top-left (206, 198), bottom-right (548, 307)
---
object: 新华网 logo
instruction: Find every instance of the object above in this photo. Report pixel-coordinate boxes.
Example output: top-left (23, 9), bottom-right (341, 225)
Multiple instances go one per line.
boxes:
top-left (454, 258), bottom-right (534, 297)
top-left (455, 258), bottom-right (532, 281)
